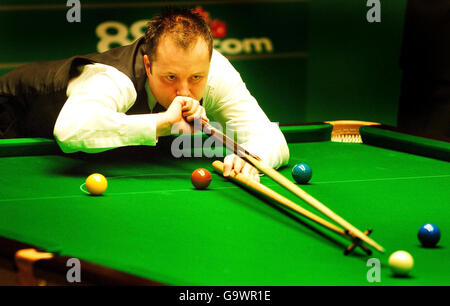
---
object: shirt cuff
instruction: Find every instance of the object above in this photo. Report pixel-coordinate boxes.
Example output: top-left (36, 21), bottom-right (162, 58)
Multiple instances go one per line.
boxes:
top-left (121, 113), bottom-right (158, 146)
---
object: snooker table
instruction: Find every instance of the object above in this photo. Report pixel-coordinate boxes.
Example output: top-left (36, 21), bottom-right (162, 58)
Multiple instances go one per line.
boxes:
top-left (0, 122), bottom-right (449, 286)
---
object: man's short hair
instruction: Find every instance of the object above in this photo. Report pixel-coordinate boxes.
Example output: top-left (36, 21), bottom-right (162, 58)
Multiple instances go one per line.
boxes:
top-left (144, 7), bottom-right (213, 63)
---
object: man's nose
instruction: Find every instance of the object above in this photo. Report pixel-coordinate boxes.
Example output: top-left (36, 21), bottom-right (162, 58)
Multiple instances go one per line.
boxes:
top-left (176, 81), bottom-right (190, 97)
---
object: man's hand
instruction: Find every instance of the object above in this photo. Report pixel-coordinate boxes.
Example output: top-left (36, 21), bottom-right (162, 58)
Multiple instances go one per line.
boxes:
top-left (157, 97), bottom-right (260, 183)
top-left (181, 97), bottom-right (208, 124)
top-left (223, 154), bottom-right (260, 183)
top-left (157, 96), bottom-right (209, 137)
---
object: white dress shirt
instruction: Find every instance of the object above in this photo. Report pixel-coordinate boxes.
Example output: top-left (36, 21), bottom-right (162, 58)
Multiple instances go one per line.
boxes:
top-left (54, 50), bottom-right (289, 169)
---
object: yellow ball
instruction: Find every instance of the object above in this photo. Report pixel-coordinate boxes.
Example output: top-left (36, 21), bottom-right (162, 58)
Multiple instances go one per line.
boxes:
top-left (388, 250), bottom-right (414, 276)
top-left (85, 173), bottom-right (108, 195)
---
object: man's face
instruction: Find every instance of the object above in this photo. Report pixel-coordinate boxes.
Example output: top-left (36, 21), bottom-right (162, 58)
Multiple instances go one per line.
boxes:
top-left (145, 35), bottom-right (211, 109)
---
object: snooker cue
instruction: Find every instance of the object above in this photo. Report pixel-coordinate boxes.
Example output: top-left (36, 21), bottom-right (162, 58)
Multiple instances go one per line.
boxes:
top-left (212, 161), bottom-right (372, 255)
top-left (344, 229), bottom-right (373, 256)
top-left (200, 120), bottom-right (385, 253)
top-left (243, 153), bottom-right (385, 253)
top-left (212, 161), bottom-right (346, 236)
top-left (200, 119), bottom-right (261, 161)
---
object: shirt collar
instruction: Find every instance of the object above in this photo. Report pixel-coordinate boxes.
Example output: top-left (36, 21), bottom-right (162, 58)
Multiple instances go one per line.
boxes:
top-left (145, 80), bottom-right (157, 113)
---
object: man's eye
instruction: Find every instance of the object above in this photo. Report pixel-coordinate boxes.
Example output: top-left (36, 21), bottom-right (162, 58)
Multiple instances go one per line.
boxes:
top-left (192, 76), bottom-right (202, 81)
top-left (166, 75), bottom-right (175, 81)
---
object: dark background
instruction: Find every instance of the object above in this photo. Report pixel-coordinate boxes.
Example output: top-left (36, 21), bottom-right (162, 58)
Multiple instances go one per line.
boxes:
top-left (1, 0), bottom-right (447, 137)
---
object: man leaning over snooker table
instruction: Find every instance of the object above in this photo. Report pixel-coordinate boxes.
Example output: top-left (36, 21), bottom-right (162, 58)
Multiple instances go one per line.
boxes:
top-left (0, 8), bottom-right (289, 183)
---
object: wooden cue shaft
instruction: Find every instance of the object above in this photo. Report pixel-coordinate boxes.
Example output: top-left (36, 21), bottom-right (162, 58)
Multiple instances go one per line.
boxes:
top-left (243, 154), bottom-right (385, 253)
top-left (212, 160), bottom-right (351, 239)
top-left (201, 120), bottom-right (261, 161)
top-left (200, 120), bottom-right (384, 252)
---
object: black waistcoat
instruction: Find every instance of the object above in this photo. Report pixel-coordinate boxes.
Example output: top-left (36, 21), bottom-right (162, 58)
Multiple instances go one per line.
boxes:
top-left (0, 37), bottom-right (149, 138)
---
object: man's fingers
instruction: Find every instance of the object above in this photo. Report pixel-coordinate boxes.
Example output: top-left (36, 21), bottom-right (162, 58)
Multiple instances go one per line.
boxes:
top-left (182, 102), bottom-right (199, 119)
top-left (233, 156), bottom-right (245, 174)
top-left (201, 107), bottom-right (209, 123)
top-left (222, 154), bottom-right (260, 183)
top-left (184, 107), bottom-right (203, 122)
top-left (241, 163), bottom-right (256, 178)
top-left (181, 97), bottom-right (197, 113)
top-left (253, 172), bottom-right (260, 183)
top-left (181, 98), bottom-right (192, 110)
top-left (174, 96), bottom-right (209, 125)
top-left (223, 154), bottom-right (235, 176)
top-left (241, 162), bottom-right (260, 183)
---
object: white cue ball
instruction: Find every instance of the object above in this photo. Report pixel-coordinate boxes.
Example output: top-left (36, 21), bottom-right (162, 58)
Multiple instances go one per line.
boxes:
top-left (388, 250), bottom-right (414, 276)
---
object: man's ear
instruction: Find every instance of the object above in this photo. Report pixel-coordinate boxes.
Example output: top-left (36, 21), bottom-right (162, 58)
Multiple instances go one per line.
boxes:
top-left (143, 55), bottom-right (152, 77)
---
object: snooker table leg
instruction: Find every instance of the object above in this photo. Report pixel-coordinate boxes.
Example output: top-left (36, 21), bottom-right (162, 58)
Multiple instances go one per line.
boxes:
top-left (15, 248), bottom-right (54, 286)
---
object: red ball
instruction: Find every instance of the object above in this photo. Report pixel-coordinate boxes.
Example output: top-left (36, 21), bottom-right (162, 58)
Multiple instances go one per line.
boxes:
top-left (191, 168), bottom-right (212, 189)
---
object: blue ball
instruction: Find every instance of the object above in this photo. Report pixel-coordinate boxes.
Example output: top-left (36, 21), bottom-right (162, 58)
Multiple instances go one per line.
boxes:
top-left (292, 163), bottom-right (312, 184)
top-left (418, 223), bottom-right (441, 247)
